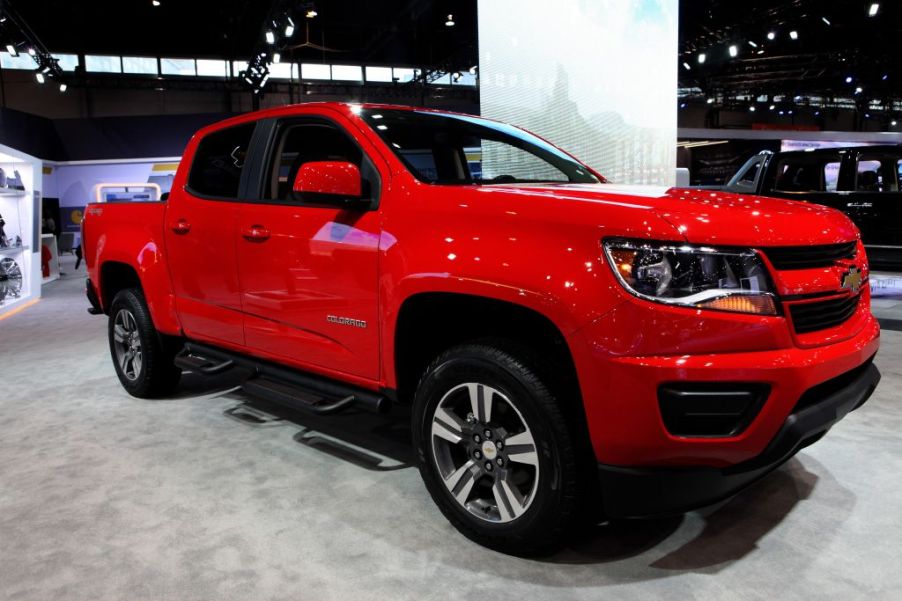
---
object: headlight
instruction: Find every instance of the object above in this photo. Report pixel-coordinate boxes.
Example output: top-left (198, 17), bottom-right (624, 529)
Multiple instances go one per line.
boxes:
top-left (602, 238), bottom-right (778, 315)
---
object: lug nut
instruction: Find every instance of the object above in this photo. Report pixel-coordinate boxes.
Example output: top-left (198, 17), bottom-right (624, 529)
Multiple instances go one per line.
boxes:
top-left (496, 457), bottom-right (504, 466)
top-left (496, 440), bottom-right (504, 450)
top-left (485, 462), bottom-right (494, 472)
top-left (483, 429), bottom-right (492, 439)
top-left (474, 450), bottom-right (482, 459)
top-left (473, 434), bottom-right (481, 443)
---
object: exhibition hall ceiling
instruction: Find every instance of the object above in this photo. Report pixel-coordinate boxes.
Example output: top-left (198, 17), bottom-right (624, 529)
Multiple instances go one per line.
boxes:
top-left (679, 0), bottom-right (902, 102)
top-left (9, 0), bottom-right (476, 67)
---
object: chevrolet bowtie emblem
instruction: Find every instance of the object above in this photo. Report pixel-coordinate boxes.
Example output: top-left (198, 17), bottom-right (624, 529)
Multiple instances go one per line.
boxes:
top-left (841, 266), bottom-right (863, 293)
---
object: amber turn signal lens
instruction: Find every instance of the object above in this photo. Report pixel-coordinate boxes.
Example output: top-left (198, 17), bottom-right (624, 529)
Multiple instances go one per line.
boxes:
top-left (698, 295), bottom-right (776, 315)
top-left (608, 249), bottom-right (637, 280)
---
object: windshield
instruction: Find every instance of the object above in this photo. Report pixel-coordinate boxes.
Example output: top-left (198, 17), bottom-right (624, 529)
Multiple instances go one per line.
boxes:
top-left (360, 109), bottom-right (600, 185)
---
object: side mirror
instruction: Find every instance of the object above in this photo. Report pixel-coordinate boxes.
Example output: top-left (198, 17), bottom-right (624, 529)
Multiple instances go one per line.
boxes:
top-left (293, 161), bottom-right (368, 208)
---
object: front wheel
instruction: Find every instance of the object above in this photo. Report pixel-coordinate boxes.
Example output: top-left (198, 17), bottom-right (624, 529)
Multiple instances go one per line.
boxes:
top-left (108, 288), bottom-right (181, 398)
top-left (413, 343), bottom-right (584, 555)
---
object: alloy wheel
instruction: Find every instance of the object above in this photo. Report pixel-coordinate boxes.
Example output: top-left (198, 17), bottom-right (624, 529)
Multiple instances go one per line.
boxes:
top-left (113, 309), bottom-right (143, 381)
top-left (430, 382), bottom-right (540, 523)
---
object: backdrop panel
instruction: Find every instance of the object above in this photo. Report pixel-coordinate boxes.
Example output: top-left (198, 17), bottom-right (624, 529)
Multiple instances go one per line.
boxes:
top-left (478, 0), bottom-right (678, 185)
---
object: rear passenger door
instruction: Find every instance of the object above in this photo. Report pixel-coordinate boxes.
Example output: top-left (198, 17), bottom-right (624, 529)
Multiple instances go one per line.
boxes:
top-left (764, 151), bottom-right (847, 211)
top-left (166, 121), bottom-right (256, 347)
top-left (236, 114), bottom-right (386, 382)
top-left (840, 151), bottom-right (902, 248)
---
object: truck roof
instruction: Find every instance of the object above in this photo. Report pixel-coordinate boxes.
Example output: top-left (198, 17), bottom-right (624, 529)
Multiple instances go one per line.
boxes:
top-left (775, 144), bottom-right (902, 158)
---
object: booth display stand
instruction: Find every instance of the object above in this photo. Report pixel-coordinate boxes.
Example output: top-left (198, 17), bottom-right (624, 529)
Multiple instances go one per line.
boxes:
top-left (0, 144), bottom-right (42, 316)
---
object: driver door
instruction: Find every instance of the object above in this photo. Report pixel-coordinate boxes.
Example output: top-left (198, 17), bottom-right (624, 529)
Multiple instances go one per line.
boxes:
top-left (236, 116), bottom-right (385, 382)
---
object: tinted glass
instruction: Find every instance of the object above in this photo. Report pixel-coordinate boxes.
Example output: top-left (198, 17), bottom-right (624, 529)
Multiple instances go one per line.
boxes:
top-left (774, 154), bottom-right (841, 193)
top-left (360, 109), bottom-right (600, 185)
top-left (188, 123), bottom-right (256, 199)
top-left (266, 122), bottom-right (363, 201)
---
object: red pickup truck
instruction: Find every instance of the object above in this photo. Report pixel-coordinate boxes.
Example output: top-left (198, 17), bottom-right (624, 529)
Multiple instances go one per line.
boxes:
top-left (83, 102), bottom-right (881, 554)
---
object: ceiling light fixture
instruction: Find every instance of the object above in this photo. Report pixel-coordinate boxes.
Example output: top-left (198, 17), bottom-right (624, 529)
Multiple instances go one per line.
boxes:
top-left (445, 14), bottom-right (455, 27)
top-left (285, 17), bottom-right (295, 36)
top-left (35, 72), bottom-right (45, 84)
top-left (767, 31), bottom-right (776, 40)
top-left (27, 47), bottom-right (36, 56)
top-left (789, 30), bottom-right (798, 40)
top-left (846, 76), bottom-right (853, 83)
top-left (152, 0), bottom-right (160, 5)
top-left (707, 97), bottom-right (715, 104)
top-left (273, 52), bottom-right (281, 63)
top-left (59, 83), bottom-right (67, 92)
top-left (5, 44), bottom-right (17, 57)
top-left (749, 106), bottom-right (756, 112)
top-left (469, 66), bottom-right (477, 75)
top-left (682, 62), bottom-right (691, 70)
top-left (265, 30), bottom-right (275, 44)
top-left (892, 120), bottom-right (898, 126)
top-left (855, 86), bottom-right (863, 94)
top-left (748, 41), bottom-right (758, 48)
top-left (822, 16), bottom-right (831, 25)
top-left (697, 52), bottom-right (706, 64)
top-left (306, 9), bottom-right (317, 18)
top-left (869, 3), bottom-right (880, 16)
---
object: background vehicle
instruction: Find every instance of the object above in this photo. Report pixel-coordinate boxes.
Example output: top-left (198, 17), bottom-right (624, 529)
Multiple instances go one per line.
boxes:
top-left (724, 145), bottom-right (902, 270)
top-left (82, 103), bottom-right (881, 554)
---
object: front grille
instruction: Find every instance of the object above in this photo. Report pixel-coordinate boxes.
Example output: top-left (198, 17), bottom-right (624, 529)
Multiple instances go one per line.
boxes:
top-left (789, 294), bottom-right (860, 334)
top-left (763, 241), bottom-right (857, 270)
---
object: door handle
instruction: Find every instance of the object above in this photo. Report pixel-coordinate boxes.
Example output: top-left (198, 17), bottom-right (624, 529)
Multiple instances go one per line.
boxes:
top-left (171, 219), bottom-right (191, 235)
top-left (241, 225), bottom-right (271, 242)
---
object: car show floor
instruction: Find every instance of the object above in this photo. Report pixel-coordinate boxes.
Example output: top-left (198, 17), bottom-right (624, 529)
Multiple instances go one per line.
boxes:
top-left (1, 256), bottom-right (900, 601)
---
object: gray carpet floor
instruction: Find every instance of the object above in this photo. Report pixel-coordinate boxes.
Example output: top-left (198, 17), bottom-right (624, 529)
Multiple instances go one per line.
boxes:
top-left (1, 255), bottom-right (901, 600)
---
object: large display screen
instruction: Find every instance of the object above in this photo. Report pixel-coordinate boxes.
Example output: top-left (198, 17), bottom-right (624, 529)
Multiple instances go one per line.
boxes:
top-left (478, 0), bottom-right (678, 185)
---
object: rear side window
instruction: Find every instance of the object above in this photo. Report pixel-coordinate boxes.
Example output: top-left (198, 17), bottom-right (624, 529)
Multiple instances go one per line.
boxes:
top-left (773, 154), bottom-right (841, 193)
top-left (188, 123), bottom-right (256, 199)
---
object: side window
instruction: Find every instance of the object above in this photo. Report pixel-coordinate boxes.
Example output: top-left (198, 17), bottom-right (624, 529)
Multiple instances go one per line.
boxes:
top-left (188, 123), bottom-right (256, 199)
top-left (737, 159), bottom-right (761, 185)
top-left (266, 122), bottom-right (364, 201)
top-left (774, 157), bottom-right (839, 193)
top-left (824, 161), bottom-right (841, 192)
top-left (856, 159), bottom-right (883, 192)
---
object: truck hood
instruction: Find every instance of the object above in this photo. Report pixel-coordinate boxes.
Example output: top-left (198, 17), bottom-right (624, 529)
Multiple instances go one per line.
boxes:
top-left (480, 183), bottom-right (859, 247)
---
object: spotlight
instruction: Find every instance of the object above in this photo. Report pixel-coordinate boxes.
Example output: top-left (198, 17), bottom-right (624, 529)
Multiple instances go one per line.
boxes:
top-left (265, 30), bottom-right (275, 44)
top-left (883, 74), bottom-right (889, 81)
top-left (748, 41), bottom-right (758, 48)
top-left (305, 9), bottom-right (317, 18)
top-left (697, 52), bottom-right (706, 64)
top-left (789, 30), bottom-right (798, 40)
top-left (5, 44), bottom-right (17, 57)
top-left (769, 104), bottom-right (776, 110)
top-left (682, 62), bottom-right (691, 70)
top-left (445, 14), bottom-right (455, 27)
top-left (855, 86), bottom-right (863, 94)
top-left (728, 45), bottom-right (738, 57)
top-left (706, 97), bottom-right (715, 104)
top-left (35, 72), bottom-right (45, 84)
top-left (869, 3), bottom-right (879, 16)
top-left (767, 31), bottom-right (776, 40)
top-left (468, 66), bottom-right (477, 75)
top-left (892, 120), bottom-right (898, 126)
top-left (285, 17), bottom-right (295, 36)
top-left (152, 0), bottom-right (160, 5)
top-left (822, 16), bottom-right (831, 25)
top-left (846, 76), bottom-right (853, 83)
top-left (27, 47), bottom-right (36, 56)
top-left (273, 53), bottom-right (281, 63)
top-left (59, 83), bottom-right (67, 92)
top-left (680, 102), bottom-right (687, 109)
top-left (749, 106), bottom-right (756, 112)
top-left (452, 72), bottom-right (461, 82)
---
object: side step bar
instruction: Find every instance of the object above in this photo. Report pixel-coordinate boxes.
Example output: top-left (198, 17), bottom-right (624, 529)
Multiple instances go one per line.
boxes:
top-left (179, 342), bottom-right (390, 415)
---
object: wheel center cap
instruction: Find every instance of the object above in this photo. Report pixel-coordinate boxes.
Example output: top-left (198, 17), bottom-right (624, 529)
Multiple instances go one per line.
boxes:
top-left (481, 440), bottom-right (498, 460)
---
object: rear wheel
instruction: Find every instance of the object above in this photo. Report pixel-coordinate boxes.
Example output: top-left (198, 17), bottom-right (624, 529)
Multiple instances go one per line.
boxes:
top-left (108, 288), bottom-right (181, 398)
top-left (413, 342), bottom-right (583, 555)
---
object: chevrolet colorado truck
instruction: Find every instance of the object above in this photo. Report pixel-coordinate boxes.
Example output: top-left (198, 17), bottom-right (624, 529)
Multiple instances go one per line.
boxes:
top-left (723, 145), bottom-right (902, 269)
top-left (83, 103), bottom-right (881, 554)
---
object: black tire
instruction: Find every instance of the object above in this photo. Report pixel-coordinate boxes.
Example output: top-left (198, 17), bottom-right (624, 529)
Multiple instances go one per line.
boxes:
top-left (108, 288), bottom-right (181, 398)
top-left (412, 342), bottom-right (585, 555)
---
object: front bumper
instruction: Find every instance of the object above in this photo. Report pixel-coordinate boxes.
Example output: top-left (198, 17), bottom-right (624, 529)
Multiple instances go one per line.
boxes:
top-left (597, 359), bottom-right (880, 517)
